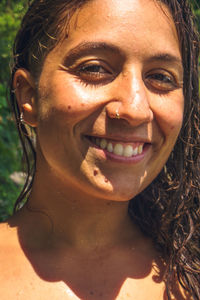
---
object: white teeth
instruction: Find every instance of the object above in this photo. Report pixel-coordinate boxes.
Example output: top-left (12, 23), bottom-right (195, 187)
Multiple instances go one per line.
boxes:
top-left (107, 142), bottom-right (113, 152)
top-left (132, 147), bottom-right (138, 156)
top-left (138, 145), bottom-right (143, 154)
top-left (100, 138), bottom-right (107, 149)
top-left (123, 145), bottom-right (133, 157)
top-left (94, 137), bottom-right (144, 157)
top-left (113, 144), bottom-right (124, 156)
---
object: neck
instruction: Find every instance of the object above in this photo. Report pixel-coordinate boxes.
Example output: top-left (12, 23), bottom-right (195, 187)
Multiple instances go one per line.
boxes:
top-left (19, 167), bottom-right (138, 252)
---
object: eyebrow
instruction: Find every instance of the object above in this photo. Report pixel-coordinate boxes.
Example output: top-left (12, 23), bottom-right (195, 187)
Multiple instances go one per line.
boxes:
top-left (62, 41), bottom-right (124, 65)
top-left (63, 41), bottom-right (183, 72)
top-left (146, 53), bottom-right (183, 70)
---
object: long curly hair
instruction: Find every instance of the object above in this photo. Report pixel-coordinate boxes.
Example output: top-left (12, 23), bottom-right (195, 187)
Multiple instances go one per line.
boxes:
top-left (9, 0), bottom-right (200, 299)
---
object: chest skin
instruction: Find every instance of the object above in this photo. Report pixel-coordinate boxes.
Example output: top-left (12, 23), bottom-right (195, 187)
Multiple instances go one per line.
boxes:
top-left (0, 224), bottom-right (189, 300)
top-left (0, 249), bottom-right (166, 300)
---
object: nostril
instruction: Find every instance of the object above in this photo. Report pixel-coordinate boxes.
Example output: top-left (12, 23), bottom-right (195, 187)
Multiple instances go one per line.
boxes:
top-left (105, 95), bottom-right (153, 126)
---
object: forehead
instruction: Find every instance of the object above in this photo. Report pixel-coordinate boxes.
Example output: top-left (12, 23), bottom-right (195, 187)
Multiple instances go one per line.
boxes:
top-left (69, 0), bottom-right (178, 45)
top-left (46, 0), bottom-right (181, 66)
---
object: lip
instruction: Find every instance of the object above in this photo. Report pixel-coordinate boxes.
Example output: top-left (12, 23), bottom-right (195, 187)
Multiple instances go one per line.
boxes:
top-left (84, 135), bottom-right (152, 164)
top-left (85, 134), bottom-right (152, 144)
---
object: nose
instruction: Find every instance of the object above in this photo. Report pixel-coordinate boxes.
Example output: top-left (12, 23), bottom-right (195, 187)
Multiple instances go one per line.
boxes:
top-left (106, 72), bottom-right (153, 126)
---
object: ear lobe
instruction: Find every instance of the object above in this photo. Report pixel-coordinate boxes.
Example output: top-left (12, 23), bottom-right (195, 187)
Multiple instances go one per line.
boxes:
top-left (13, 69), bottom-right (38, 127)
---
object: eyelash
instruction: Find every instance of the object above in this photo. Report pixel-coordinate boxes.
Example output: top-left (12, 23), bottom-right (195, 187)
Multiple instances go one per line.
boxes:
top-left (145, 71), bottom-right (179, 92)
top-left (71, 61), bottom-right (114, 87)
top-left (68, 62), bottom-right (179, 92)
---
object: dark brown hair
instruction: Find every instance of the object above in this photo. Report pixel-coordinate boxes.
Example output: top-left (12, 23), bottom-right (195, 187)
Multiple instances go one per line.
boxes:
top-left (9, 0), bottom-right (200, 299)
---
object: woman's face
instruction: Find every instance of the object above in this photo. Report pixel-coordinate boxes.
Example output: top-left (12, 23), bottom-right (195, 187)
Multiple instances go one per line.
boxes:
top-left (35, 0), bottom-right (184, 201)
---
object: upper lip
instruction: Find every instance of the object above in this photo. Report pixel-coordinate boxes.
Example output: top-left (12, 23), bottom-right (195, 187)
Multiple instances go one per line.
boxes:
top-left (85, 134), bottom-right (152, 144)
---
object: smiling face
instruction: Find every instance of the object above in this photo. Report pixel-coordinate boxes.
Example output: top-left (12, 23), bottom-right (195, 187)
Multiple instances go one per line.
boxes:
top-left (31, 0), bottom-right (184, 201)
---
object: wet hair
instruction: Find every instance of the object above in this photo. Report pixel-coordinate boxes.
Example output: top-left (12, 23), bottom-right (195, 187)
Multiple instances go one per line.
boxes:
top-left (9, 0), bottom-right (200, 299)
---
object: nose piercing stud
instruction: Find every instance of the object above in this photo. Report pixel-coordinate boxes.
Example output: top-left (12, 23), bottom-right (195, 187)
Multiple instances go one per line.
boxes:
top-left (115, 109), bottom-right (120, 119)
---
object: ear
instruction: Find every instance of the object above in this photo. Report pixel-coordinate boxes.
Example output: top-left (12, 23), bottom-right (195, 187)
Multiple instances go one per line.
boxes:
top-left (13, 69), bottom-right (38, 127)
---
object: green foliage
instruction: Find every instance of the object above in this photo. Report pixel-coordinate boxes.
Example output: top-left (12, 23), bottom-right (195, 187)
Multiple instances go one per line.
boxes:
top-left (0, 0), bottom-right (27, 84)
top-left (0, 83), bottom-right (22, 221)
top-left (0, 1), bottom-right (27, 221)
top-left (192, 0), bottom-right (200, 33)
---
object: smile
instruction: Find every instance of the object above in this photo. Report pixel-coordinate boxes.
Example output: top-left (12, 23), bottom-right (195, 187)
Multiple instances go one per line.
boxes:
top-left (88, 136), bottom-right (145, 158)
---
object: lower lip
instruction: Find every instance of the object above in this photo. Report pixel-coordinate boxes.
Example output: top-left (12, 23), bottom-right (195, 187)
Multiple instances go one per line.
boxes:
top-left (86, 137), bottom-right (151, 164)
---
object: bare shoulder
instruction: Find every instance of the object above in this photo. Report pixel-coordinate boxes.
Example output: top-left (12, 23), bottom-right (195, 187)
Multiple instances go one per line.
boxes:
top-left (0, 221), bottom-right (39, 299)
top-left (0, 221), bottom-right (21, 268)
top-left (0, 221), bottom-right (26, 280)
top-left (0, 221), bottom-right (19, 250)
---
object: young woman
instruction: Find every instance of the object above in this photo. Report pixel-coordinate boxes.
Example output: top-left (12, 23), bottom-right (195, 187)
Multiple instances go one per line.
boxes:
top-left (0, 0), bottom-right (199, 299)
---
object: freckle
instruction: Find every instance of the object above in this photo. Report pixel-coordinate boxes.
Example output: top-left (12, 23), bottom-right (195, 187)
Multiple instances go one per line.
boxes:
top-left (93, 170), bottom-right (98, 176)
top-left (68, 105), bottom-right (71, 110)
top-left (81, 103), bottom-right (85, 107)
top-left (171, 125), bottom-right (175, 130)
top-left (104, 178), bottom-right (108, 183)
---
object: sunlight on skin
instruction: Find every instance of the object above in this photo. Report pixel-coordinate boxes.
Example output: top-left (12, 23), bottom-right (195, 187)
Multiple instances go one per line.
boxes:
top-left (0, 0), bottom-right (189, 299)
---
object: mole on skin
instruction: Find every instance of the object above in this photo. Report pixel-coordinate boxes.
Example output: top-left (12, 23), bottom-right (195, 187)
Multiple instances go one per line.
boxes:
top-left (93, 169), bottom-right (98, 176)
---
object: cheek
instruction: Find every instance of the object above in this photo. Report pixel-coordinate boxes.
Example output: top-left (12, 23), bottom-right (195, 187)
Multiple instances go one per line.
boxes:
top-left (40, 73), bottom-right (108, 122)
top-left (152, 93), bottom-right (184, 138)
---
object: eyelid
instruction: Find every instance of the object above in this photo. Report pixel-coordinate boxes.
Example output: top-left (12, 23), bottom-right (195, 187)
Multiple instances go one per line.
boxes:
top-left (59, 59), bottom-right (117, 87)
top-left (59, 59), bottom-right (117, 89)
top-left (146, 68), bottom-right (175, 77)
top-left (149, 67), bottom-right (182, 80)
top-left (146, 69), bottom-right (182, 85)
top-left (59, 58), bottom-right (115, 74)
top-left (73, 59), bottom-right (114, 74)
top-left (144, 68), bottom-right (184, 93)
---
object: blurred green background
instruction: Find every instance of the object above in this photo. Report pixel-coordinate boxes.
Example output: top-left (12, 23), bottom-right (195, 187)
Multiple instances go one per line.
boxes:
top-left (0, 0), bottom-right (200, 221)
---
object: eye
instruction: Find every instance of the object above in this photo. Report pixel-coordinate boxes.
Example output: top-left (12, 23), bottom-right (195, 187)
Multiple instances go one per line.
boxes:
top-left (74, 60), bottom-right (115, 86)
top-left (79, 64), bottom-right (108, 74)
top-left (145, 70), bottom-right (179, 93)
